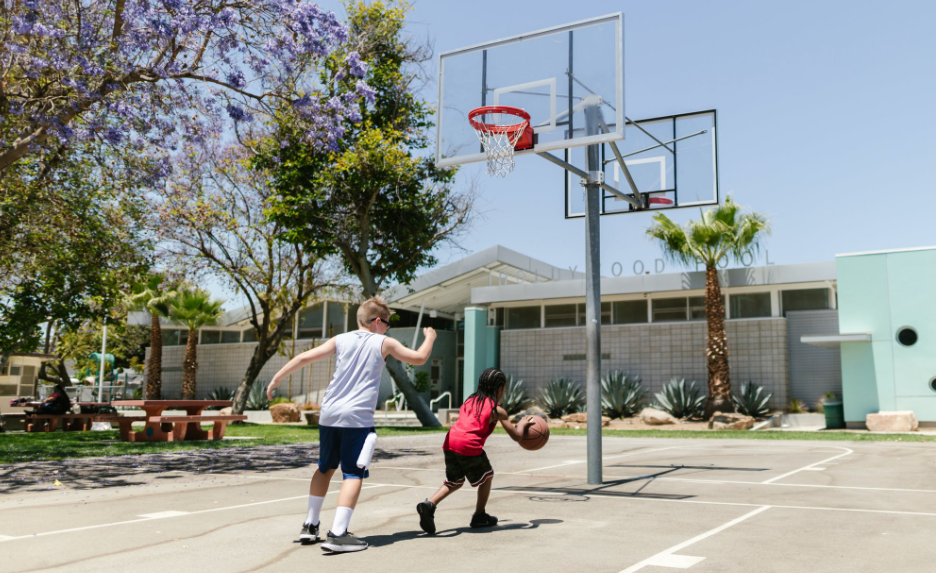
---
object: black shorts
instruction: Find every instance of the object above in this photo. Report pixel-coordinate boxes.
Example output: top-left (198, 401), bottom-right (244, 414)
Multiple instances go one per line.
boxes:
top-left (443, 449), bottom-right (494, 488)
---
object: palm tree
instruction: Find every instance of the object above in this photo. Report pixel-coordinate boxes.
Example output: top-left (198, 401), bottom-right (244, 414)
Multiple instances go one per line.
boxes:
top-left (646, 196), bottom-right (770, 416)
top-left (127, 274), bottom-right (176, 399)
top-left (168, 288), bottom-right (224, 400)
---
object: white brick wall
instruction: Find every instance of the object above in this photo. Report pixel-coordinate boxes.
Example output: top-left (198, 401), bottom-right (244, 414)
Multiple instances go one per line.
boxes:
top-left (499, 318), bottom-right (789, 409)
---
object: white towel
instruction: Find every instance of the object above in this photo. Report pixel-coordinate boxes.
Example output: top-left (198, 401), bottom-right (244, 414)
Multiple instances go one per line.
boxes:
top-left (356, 432), bottom-right (377, 469)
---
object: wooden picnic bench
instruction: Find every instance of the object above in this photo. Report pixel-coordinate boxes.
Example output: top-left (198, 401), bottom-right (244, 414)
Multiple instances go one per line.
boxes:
top-left (110, 400), bottom-right (247, 442)
top-left (6, 401), bottom-right (118, 432)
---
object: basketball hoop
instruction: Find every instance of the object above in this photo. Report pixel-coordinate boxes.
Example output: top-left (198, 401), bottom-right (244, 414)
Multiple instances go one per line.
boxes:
top-left (649, 197), bottom-right (674, 205)
top-left (468, 106), bottom-right (534, 177)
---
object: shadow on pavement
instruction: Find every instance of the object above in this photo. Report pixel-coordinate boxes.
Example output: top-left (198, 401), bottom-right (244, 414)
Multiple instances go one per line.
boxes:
top-left (362, 519), bottom-right (564, 549)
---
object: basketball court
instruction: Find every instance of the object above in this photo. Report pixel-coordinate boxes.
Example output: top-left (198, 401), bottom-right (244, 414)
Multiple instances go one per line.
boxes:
top-left (2, 433), bottom-right (936, 572)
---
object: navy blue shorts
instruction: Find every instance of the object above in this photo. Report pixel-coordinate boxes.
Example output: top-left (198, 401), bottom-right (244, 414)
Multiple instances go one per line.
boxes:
top-left (318, 426), bottom-right (375, 479)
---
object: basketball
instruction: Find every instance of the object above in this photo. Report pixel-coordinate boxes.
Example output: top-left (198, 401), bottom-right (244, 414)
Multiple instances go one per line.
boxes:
top-left (519, 416), bottom-right (550, 451)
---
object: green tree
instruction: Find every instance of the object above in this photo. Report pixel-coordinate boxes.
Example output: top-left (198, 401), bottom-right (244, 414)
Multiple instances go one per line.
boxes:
top-left (167, 289), bottom-right (224, 400)
top-left (126, 274), bottom-right (177, 399)
top-left (646, 196), bottom-right (770, 415)
top-left (259, 1), bottom-right (474, 427)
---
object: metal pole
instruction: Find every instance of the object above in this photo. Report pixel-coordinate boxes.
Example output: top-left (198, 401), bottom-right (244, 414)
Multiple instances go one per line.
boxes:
top-left (98, 321), bottom-right (108, 402)
top-left (583, 104), bottom-right (603, 485)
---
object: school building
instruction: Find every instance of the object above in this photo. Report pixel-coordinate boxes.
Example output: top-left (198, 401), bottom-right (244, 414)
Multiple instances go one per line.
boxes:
top-left (140, 244), bottom-right (935, 427)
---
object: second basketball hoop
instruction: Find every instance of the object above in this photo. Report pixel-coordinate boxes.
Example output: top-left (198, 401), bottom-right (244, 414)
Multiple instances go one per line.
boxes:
top-left (468, 106), bottom-right (534, 177)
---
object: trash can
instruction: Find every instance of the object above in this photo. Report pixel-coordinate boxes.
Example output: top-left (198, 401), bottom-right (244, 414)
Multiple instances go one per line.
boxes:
top-left (823, 399), bottom-right (845, 429)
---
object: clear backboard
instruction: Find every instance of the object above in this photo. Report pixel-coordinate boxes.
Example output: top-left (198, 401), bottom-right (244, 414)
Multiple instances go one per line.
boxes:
top-left (564, 110), bottom-right (719, 218)
top-left (436, 13), bottom-right (624, 168)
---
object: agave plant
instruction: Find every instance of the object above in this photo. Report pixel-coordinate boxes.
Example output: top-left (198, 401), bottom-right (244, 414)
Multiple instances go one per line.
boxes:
top-left (653, 378), bottom-right (707, 419)
top-left (732, 381), bottom-right (772, 418)
top-left (246, 382), bottom-right (274, 411)
top-left (207, 386), bottom-right (235, 409)
top-left (601, 371), bottom-right (646, 419)
top-left (501, 375), bottom-right (530, 416)
top-left (538, 377), bottom-right (585, 418)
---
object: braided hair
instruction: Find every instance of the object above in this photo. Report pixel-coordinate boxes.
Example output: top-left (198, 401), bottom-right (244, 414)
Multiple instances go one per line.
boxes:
top-left (466, 367), bottom-right (506, 421)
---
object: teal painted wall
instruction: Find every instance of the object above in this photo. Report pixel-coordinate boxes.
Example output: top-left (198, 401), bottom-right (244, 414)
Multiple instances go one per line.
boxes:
top-left (837, 247), bottom-right (936, 422)
top-left (463, 308), bottom-right (501, 401)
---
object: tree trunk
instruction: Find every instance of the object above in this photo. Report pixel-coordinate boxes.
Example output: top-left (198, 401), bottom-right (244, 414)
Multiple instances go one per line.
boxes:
top-left (147, 314), bottom-right (163, 399)
top-left (231, 341), bottom-right (276, 415)
top-left (704, 264), bottom-right (733, 416)
top-left (181, 330), bottom-right (198, 399)
top-left (386, 359), bottom-right (440, 427)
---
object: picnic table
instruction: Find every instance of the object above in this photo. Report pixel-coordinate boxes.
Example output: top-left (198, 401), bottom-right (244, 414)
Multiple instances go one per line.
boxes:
top-left (110, 400), bottom-right (247, 442)
top-left (7, 401), bottom-right (117, 432)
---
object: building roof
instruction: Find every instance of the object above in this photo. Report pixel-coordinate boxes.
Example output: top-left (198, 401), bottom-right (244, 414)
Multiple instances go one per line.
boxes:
top-left (471, 261), bottom-right (837, 304)
top-left (837, 245), bottom-right (936, 258)
top-left (384, 245), bottom-right (585, 315)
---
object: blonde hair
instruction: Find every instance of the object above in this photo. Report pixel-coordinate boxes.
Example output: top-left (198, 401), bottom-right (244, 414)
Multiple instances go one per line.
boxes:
top-left (357, 296), bottom-right (392, 328)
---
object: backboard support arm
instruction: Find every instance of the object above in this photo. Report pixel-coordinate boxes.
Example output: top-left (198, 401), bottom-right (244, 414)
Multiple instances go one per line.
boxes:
top-left (537, 152), bottom-right (641, 209)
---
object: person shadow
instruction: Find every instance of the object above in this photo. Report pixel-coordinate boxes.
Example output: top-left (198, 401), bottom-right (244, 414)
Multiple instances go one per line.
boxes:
top-left (358, 518), bottom-right (564, 550)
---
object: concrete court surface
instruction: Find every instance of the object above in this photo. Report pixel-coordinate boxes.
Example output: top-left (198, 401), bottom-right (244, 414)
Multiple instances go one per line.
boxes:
top-left (2, 433), bottom-right (936, 573)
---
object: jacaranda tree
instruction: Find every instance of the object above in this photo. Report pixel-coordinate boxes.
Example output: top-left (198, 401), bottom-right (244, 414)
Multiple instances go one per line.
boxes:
top-left (0, 0), bottom-right (374, 177)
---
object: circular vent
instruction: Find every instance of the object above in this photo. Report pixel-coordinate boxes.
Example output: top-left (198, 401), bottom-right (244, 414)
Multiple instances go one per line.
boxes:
top-left (897, 327), bottom-right (918, 347)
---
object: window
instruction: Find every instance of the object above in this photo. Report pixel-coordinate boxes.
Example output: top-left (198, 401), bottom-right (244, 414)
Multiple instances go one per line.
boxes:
top-left (730, 293), bottom-right (772, 319)
top-left (505, 306), bottom-right (540, 329)
top-left (200, 330), bottom-right (222, 344)
top-left (545, 304), bottom-right (577, 327)
top-left (430, 359), bottom-right (442, 388)
top-left (346, 304), bottom-right (360, 331)
top-left (613, 300), bottom-right (648, 324)
top-left (298, 303), bottom-right (324, 339)
top-left (242, 329), bottom-right (258, 343)
top-left (222, 331), bottom-right (241, 344)
top-left (781, 288), bottom-right (830, 315)
top-left (326, 302), bottom-right (345, 337)
top-left (491, 307), bottom-right (505, 328)
top-left (688, 297), bottom-right (707, 320)
top-left (9, 365), bottom-right (22, 377)
top-left (577, 303), bottom-right (612, 325)
top-left (161, 329), bottom-right (188, 346)
top-left (652, 298), bottom-right (688, 322)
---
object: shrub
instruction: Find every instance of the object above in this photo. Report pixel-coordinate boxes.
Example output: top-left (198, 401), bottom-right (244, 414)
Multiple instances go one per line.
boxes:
top-left (731, 381), bottom-right (772, 418)
top-left (601, 371), bottom-right (646, 419)
top-left (501, 375), bottom-right (530, 416)
top-left (207, 386), bottom-right (235, 409)
top-left (299, 401), bottom-right (320, 411)
top-left (413, 371), bottom-right (432, 393)
top-left (788, 398), bottom-right (806, 414)
top-left (653, 378), bottom-right (706, 419)
top-left (538, 377), bottom-right (585, 418)
top-left (270, 397), bottom-right (293, 406)
top-left (246, 383), bottom-right (273, 410)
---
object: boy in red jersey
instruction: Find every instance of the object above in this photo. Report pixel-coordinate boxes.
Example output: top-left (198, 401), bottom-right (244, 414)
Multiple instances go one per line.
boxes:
top-left (416, 367), bottom-right (533, 534)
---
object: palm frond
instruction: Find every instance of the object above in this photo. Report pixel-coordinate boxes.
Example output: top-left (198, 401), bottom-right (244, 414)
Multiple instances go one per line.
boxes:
top-left (646, 213), bottom-right (695, 267)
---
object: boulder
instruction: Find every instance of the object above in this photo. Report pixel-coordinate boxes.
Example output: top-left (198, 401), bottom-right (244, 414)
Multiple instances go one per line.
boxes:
top-left (559, 412), bottom-right (611, 426)
top-left (219, 407), bottom-right (233, 416)
top-left (708, 411), bottom-right (755, 430)
top-left (270, 403), bottom-right (301, 423)
top-left (866, 411), bottom-right (918, 432)
top-left (510, 405), bottom-right (547, 424)
top-left (304, 411), bottom-right (320, 426)
top-left (639, 407), bottom-right (679, 425)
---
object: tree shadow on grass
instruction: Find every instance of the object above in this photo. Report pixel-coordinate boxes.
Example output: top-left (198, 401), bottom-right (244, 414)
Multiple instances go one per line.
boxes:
top-left (0, 441), bottom-right (433, 494)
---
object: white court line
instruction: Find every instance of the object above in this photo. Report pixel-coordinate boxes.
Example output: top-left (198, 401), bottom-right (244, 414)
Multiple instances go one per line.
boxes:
top-left (138, 510), bottom-right (189, 519)
top-left (761, 446), bottom-right (853, 484)
top-left (509, 446), bottom-right (682, 474)
top-left (657, 477), bottom-right (936, 494)
top-left (0, 485), bottom-right (380, 543)
top-left (619, 506), bottom-right (770, 573)
top-left (802, 467), bottom-right (826, 471)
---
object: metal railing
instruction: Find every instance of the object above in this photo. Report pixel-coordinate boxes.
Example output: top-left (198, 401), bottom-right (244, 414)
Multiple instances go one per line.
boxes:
top-left (429, 391), bottom-right (452, 412)
top-left (383, 394), bottom-right (407, 420)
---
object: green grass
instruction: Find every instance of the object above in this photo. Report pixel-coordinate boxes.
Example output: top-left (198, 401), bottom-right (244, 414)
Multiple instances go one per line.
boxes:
top-left (0, 424), bottom-right (448, 465)
top-left (3, 423), bottom-right (932, 465)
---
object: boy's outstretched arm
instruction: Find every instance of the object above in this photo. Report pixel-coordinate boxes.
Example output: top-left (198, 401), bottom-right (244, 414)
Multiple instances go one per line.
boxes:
top-left (383, 327), bottom-right (437, 365)
top-left (497, 406), bottom-right (533, 442)
top-left (266, 338), bottom-right (337, 399)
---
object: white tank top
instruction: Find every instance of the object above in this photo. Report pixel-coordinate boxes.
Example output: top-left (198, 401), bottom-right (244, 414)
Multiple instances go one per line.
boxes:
top-left (318, 331), bottom-right (387, 428)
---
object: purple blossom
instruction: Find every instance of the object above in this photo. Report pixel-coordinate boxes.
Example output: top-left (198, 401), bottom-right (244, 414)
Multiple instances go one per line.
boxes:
top-left (346, 52), bottom-right (368, 77)
top-left (226, 105), bottom-right (253, 123)
top-left (226, 70), bottom-right (247, 89)
top-left (356, 81), bottom-right (377, 104)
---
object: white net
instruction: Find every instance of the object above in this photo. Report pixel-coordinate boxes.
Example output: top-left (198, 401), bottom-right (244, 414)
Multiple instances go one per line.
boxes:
top-left (470, 110), bottom-right (529, 178)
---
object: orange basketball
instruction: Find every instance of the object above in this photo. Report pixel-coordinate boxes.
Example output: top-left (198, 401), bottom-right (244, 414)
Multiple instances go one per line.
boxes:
top-left (519, 416), bottom-right (550, 451)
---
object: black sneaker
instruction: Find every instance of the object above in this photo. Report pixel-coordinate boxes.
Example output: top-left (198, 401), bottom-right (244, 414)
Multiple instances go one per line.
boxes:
top-left (469, 512), bottom-right (498, 528)
top-left (321, 531), bottom-right (368, 553)
top-left (300, 522), bottom-right (320, 544)
top-left (416, 500), bottom-right (437, 535)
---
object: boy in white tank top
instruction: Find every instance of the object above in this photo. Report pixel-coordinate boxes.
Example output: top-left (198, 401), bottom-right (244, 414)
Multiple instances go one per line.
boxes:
top-left (267, 296), bottom-right (437, 552)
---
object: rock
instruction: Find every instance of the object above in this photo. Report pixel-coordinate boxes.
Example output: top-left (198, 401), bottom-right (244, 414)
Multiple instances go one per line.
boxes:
top-left (708, 411), bottom-right (755, 430)
top-left (304, 411), bottom-right (320, 426)
top-left (559, 412), bottom-right (611, 426)
top-left (270, 403), bottom-right (301, 423)
top-left (866, 411), bottom-right (918, 432)
top-left (510, 405), bottom-right (547, 424)
top-left (219, 407), bottom-right (233, 416)
top-left (639, 407), bottom-right (679, 425)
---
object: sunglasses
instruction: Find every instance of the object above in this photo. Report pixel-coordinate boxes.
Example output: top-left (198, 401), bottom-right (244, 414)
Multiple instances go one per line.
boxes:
top-left (372, 317), bottom-right (390, 328)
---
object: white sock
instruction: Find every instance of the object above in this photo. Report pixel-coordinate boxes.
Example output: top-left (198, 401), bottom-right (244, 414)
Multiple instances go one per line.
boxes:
top-left (306, 495), bottom-right (324, 526)
top-left (331, 506), bottom-right (353, 536)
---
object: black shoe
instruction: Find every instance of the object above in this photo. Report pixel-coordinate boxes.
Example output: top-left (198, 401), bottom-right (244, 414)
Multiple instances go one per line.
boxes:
top-left (469, 512), bottom-right (498, 528)
top-left (321, 531), bottom-right (368, 553)
top-left (417, 500), bottom-right (437, 535)
top-left (300, 522), bottom-right (320, 544)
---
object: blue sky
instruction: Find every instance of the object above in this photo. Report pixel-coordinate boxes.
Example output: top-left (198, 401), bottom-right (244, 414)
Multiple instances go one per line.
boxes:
top-left (213, 0), bottom-right (936, 305)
